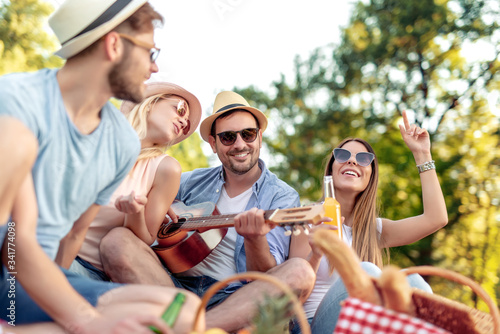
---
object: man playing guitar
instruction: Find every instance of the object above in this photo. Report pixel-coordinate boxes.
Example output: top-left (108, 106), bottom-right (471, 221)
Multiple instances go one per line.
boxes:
top-left (99, 91), bottom-right (319, 333)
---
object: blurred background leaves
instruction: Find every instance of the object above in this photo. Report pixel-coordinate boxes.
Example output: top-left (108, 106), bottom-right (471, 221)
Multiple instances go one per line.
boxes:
top-left (2, 0), bottom-right (498, 309)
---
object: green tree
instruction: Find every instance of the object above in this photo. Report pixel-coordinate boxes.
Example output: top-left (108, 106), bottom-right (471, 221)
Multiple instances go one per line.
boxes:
top-left (237, 0), bottom-right (500, 308)
top-left (166, 133), bottom-right (208, 171)
top-left (0, 0), bottom-right (62, 74)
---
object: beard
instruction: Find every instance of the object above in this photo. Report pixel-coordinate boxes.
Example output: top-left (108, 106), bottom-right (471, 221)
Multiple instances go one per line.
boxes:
top-left (108, 55), bottom-right (144, 104)
top-left (224, 149), bottom-right (259, 175)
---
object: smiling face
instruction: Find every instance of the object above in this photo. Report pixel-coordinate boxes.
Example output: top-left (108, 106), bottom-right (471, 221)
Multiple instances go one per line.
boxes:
top-left (144, 95), bottom-right (190, 147)
top-left (329, 140), bottom-right (374, 197)
top-left (209, 111), bottom-right (262, 176)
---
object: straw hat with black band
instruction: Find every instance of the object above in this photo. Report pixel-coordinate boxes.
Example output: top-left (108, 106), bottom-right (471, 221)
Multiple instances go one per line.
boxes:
top-left (121, 82), bottom-right (202, 146)
top-left (49, 0), bottom-right (149, 59)
top-left (199, 91), bottom-right (268, 142)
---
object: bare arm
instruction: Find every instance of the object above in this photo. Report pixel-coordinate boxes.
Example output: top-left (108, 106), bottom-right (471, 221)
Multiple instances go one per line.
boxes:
top-left (5, 175), bottom-right (101, 331)
top-left (55, 204), bottom-right (100, 268)
top-left (381, 110), bottom-right (448, 247)
top-left (8, 176), bottom-right (173, 333)
top-left (120, 156), bottom-right (181, 245)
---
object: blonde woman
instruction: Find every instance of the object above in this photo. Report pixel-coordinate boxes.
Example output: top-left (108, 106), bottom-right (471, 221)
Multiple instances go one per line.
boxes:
top-left (288, 110), bottom-right (448, 334)
top-left (57, 82), bottom-right (201, 282)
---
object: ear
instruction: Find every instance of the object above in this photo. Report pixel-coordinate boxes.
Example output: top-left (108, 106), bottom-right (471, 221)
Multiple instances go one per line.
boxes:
top-left (102, 31), bottom-right (122, 62)
top-left (258, 130), bottom-right (263, 148)
top-left (208, 135), bottom-right (217, 153)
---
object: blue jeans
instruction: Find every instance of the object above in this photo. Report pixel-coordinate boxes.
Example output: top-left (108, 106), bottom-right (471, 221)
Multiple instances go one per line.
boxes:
top-left (0, 265), bottom-right (122, 323)
top-left (291, 262), bottom-right (432, 334)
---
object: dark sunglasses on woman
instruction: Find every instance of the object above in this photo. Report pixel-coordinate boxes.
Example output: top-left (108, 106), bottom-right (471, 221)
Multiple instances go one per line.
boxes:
top-left (216, 128), bottom-right (259, 146)
top-left (333, 148), bottom-right (375, 167)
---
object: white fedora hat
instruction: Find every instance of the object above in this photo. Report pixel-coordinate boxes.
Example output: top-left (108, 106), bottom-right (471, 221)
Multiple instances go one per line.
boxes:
top-left (199, 91), bottom-right (268, 142)
top-left (121, 82), bottom-right (202, 146)
top-left (49, 0), bottom-right (148, 59)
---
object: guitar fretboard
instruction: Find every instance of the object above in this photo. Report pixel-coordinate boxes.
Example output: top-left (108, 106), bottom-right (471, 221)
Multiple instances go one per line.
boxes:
top-left (178, 210), bottom-right (276, 230)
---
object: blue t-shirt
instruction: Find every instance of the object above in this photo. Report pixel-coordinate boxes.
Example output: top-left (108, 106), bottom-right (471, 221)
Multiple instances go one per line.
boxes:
top-left (0, 69), bottom-right (140, 259)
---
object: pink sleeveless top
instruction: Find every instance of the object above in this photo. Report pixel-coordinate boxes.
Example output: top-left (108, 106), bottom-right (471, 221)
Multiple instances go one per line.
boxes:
top-left (78, 154), bottom-right (167, 271)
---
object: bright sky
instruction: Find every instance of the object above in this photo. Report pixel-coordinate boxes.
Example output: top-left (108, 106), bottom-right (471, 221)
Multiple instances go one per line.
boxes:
top-left (149, 0), bottom-right (354, 121)
top-left (146, 0), bottom-right (355, 161)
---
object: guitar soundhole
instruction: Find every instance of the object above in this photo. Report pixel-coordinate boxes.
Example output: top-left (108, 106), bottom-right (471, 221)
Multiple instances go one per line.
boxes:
top-left (157, 218), bottom-right (186, 239)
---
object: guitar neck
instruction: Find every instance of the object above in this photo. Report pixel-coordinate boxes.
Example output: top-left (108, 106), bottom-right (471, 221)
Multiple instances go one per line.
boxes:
top-left (180, 210), bottom-right (277, 230)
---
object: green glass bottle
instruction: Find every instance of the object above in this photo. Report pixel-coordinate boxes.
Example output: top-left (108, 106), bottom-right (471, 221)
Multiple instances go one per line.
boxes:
top-left (150, 292), bottom-right (186, 333)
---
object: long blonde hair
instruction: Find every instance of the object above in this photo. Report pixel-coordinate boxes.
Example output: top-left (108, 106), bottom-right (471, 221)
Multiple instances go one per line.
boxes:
top-left (126, 93), bottom-right (178, 161)
top-left (324, 138), bottom-right (386, 267)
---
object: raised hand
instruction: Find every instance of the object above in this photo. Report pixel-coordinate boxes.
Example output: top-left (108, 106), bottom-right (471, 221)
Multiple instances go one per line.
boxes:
top-left (114, 190), bottom-right (148, 214)
top-left (398, 110), bottom-right (431, 160)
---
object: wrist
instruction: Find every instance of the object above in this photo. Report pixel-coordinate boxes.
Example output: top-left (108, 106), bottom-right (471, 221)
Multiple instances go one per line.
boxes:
top-left (412, 151), bottom-right (432, 165)
top-left (65, 307), bottom-right (100, 333)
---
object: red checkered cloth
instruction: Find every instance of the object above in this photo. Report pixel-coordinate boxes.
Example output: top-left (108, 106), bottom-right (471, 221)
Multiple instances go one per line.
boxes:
top-left (333, 297), bottom-right (450, 334)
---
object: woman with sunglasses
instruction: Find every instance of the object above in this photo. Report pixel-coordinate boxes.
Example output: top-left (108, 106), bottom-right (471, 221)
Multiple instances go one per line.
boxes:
top-left (56, 82), bottom-right (202, 288)
top-left (289, 110), bottom-right (448, 334)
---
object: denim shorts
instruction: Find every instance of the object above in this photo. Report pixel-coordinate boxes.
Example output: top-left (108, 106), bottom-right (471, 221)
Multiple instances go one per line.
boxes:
top-left (69, 256), bottom-right (110, 281)
top-left (170, 274), bottom-right (244, 310)
top-left (0, 265), bottom-right (122, 323)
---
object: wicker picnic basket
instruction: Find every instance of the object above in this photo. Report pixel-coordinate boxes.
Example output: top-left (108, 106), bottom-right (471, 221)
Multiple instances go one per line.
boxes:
top-left (313, 229), bottom-right (500, 334)
top-left (191, 272), bottom-right (311, 334)
top-left (405, 266), bottom-right (500, 334)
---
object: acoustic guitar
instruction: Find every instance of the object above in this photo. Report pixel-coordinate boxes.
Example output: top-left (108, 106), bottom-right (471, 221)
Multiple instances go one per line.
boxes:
top-left (152, 201), bottom-right (325, 273)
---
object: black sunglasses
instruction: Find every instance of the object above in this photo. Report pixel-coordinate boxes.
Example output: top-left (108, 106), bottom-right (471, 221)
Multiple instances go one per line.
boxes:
top-left (333, 148), bottom-right (375, 167)
top-left (216, 128), bottom-right (259, 146)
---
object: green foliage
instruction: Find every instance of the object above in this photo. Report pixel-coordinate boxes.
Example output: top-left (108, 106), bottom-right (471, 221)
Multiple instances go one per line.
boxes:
top-left (166, 133), bottom-right (209, 171)
top-left (237, 0), bottom-right (500, 309)
top-left (0, 0), bottom-right (63, 74)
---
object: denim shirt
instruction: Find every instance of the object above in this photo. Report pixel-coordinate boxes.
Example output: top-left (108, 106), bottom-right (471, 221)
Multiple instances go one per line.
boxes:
top-left (176, 159), bottom-right (300, 273)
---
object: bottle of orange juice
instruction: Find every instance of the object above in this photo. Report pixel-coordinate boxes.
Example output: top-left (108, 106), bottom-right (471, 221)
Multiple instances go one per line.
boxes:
top-left (323, 175), bottom-right (342, 239)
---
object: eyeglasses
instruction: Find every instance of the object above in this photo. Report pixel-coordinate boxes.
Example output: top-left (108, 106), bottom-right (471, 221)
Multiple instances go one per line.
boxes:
top-left (216, 128), bottom-right (259, 146)
top-left (176, 100), bottom-right (190, 135)
top-left (177, 100), bottom-right (188, 117)
top-left (333, 148), bottom-right (375, 167)
top-left (118, 33), bottom-right (161, 63)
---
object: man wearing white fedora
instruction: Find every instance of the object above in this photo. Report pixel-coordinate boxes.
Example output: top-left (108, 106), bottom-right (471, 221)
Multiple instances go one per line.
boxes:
top-left (0, 1), bottom-right (202, 333)
top-left (100, 91), bottom-right (316, 332)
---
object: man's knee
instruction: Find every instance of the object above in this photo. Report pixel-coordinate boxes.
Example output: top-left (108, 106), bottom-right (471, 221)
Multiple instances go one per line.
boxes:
top-left (275, 257), bottom-right (315, 299)
top-left (291, 257), bottom-right (315, 291)
top-left (100, 227), bottom-right (141, 265)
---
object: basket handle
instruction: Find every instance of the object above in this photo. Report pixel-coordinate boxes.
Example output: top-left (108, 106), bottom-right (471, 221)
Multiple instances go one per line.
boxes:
top-left (191, 271), bottom-right (311, 334)
top-left (404, 266), bottom-right (500, 334)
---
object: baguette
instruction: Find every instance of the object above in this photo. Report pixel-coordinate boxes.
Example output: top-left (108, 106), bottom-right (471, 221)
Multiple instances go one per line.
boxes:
top-left (313, 229), bottom-right (381, 305)
top-left (379, 265), bottom-right (415, 315)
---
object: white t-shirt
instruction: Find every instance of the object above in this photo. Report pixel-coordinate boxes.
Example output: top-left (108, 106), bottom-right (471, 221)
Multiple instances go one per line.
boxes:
top-left (303, 218), bottom-right (383, 319)
top-left (178, 187), bottom-right (253, 280)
